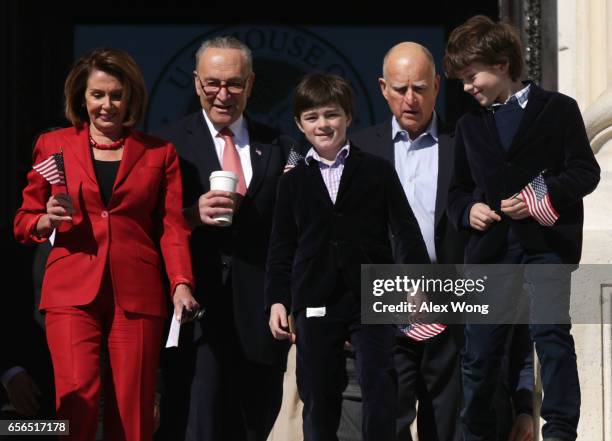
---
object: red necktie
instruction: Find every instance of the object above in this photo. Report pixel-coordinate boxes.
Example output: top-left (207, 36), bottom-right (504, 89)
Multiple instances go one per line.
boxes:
top-left (218, 127), bottom-right (247, 196)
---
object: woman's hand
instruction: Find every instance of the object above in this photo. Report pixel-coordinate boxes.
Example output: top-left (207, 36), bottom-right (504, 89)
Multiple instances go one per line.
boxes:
top-left (36, 193), bottom-right (74, 236)
top-left (172, 284), bottom-right (200, 323)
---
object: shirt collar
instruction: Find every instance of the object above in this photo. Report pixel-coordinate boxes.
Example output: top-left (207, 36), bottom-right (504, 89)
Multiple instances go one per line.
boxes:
top-left (305, 142), bottom-right (350, 166)
top-left (392, 112), bottom-right (439, 144)
top-left (488, 83), bottom-right (531, 111)
top-left (201, 109), bottom-right (248, 145)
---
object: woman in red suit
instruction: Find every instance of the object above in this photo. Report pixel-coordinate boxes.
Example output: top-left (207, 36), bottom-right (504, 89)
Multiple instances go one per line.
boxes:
top-left (14, 48), bottom-right (198, 441)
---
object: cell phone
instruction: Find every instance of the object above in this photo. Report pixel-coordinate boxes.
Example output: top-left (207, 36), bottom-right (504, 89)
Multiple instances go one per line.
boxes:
top-left (182, 306), bottom-right (205, 322)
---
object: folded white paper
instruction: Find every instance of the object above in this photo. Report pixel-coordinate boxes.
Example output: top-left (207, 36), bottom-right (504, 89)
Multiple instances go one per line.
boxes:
top-left (165, 316), bottom-right (181, 348)
top-left (306, 306), bottom-right (326, 318)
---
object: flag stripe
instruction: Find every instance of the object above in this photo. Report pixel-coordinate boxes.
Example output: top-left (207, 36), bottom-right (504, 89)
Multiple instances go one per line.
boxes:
top-left (519, 173), bottom-right (558, 227)
top-left (33, 153), bottom-right (65, 185)
top-left (402, 323), bottom-right (447, 341)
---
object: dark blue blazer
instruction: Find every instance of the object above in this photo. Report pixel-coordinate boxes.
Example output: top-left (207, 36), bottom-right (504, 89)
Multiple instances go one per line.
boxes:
top-left (446, 84), bottom-right (600, 264)
top-left (265, 145), bottom-right (430, 314)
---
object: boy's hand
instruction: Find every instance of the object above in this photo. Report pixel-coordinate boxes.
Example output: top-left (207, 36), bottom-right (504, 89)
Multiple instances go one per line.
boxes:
top-left (500, 196), bottom-right (530, 220)
top-left (469, 202), bottom-right (501, 231)
top-left (269, 303), bottom-right (295, 342)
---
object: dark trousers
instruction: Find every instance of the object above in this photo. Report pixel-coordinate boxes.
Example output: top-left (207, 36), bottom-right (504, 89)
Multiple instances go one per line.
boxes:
top-left (181, 314), bottom-right (284, 441)
top-left (461, 250), bottom-right (580, 441)
top-left (494, 324), bottom-right (534, 441)
top-left (159, 269), bottom-right (284, 441)
top-left (295, 287), bottom-right (396, 441)
top-left (394, 325), bottom-right (463, 441)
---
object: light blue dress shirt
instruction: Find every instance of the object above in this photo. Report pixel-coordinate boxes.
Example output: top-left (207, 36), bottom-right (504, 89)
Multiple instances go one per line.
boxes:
top-left (392, 114), bottom-right (439, 263)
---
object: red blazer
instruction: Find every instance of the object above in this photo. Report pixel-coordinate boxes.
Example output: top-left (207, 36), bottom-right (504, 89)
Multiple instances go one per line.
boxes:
top-left (14, 125), bottom-right (194, 317)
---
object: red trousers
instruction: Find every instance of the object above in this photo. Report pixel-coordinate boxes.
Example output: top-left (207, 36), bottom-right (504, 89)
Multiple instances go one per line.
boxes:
top-left (45, 275), bottom-right (163, 441)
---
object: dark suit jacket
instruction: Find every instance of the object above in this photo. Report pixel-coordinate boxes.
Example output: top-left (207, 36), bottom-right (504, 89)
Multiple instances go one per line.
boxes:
top-left (446, 84), bottom-right (600, 264)
top-left (351, 116), bottom-right (468, 265)
top-left (157, 112), bottom-right (296, 366)
top-left (265, 145), bottom-right (430, 314)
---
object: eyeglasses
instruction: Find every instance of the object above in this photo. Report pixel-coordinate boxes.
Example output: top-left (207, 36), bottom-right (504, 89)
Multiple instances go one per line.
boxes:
top-left (195, 73), bottom-right (248, 95)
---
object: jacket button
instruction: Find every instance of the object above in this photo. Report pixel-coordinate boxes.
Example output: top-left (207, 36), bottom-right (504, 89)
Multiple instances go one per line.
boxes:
top-left (101, 211), bottom-right (109, 218)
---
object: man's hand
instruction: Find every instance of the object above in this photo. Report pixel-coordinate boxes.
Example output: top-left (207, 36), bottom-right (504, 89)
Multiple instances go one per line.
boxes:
top-left (6, 371), bottom-right (41, 416)
top-left (507, 413), bottom-right (534, 441)
top-left (469, 202), bottom-right (501, 231)
top-left (185, 190), bottom-right (234, 228)
top-left (269, 303), bottom-right (295, 342)
top-left (172, 284), bottom-right (200, 323)
top-left (500, 195), bottom-right (530, 220)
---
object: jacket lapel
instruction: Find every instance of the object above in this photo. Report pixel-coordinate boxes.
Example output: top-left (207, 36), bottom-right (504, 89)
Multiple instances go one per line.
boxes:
top-left (435, 133), bottom-right (453, 228)
top-left (246, 121), bottom-right (272, 198)
top-left (62, 126), bottom-right (97, 187)
top-left (335, 145), bottom-right (362, 207)
top-left (189, 112), bottom-right (222, 192)
top-left (506, 84), bottom-right (548, 157)
top-left (112, 129), bottom-right (146, 194)
top-left (306, 159), bottom-right (334, 208)
top-left (377, 119), bottom-right (395, 164)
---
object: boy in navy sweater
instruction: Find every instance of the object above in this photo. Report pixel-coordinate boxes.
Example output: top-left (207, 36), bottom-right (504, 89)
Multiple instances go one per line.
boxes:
top-left (444, 15), bottom-right (600, 441)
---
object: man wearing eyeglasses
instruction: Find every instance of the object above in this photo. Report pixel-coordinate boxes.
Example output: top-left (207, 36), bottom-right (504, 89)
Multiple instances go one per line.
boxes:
top-left (157, 36), bottom-right (296, 441)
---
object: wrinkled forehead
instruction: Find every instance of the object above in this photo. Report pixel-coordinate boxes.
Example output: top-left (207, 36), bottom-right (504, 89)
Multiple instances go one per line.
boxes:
top-left (385, 60), bottom-right (435, 84)
top-left (197, 48), bottom-right (250, 78)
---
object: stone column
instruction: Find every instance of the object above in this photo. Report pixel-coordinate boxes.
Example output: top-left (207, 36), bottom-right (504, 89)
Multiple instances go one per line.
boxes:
top-left (558, 0), bottom-right (612, 439)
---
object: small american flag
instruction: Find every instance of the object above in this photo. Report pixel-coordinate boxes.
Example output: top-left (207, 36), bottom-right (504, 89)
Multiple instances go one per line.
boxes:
top-left (33, 152), bottom-right (65, 185)
top-left (519, 173), bottom-right (559, 226)
top-left (399, 323), bottom-right (447, 341)
top-left (283, 148), bottom-right (304, 173)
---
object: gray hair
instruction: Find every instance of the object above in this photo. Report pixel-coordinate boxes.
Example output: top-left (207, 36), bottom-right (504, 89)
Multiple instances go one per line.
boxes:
top-left (195, 36), bottom-right (253, 73)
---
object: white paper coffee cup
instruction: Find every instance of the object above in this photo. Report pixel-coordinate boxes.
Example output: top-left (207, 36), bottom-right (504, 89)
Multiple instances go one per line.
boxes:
top-left (209, 171), bottom-right (238, 226)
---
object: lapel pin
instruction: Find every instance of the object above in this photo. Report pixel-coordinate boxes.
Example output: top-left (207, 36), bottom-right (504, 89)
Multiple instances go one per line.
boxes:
top-left (255, 148), bottom-right (262, 156)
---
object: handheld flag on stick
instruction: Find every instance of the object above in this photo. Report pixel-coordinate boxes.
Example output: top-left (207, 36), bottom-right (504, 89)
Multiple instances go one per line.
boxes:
top-left (33, 152), bottom-right (65, 185)
top-left (399, 323), bottom-right (447, 341)
top-left (519, 173), bottom-right (559, 226)
top-left (283, 148), bottom-right (304, 173)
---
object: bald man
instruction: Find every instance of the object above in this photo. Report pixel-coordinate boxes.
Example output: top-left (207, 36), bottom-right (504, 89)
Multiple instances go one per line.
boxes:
top-left (351, 42), bottom-right (466, 441)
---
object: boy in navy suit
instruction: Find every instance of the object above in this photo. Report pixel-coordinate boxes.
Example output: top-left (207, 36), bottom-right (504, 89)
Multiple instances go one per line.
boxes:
top-left (265, 72), bottom-right (429, 441)
top-left (443, 16), bottom-right (600, 441)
